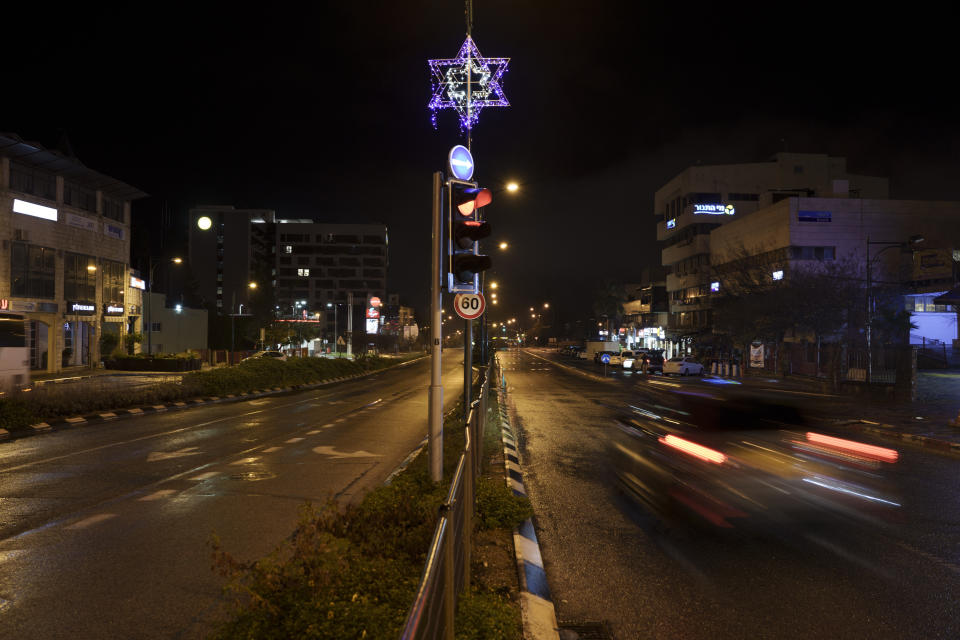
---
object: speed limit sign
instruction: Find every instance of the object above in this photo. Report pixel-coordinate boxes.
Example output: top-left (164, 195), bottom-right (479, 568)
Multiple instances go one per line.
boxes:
top-left (454, 293), bottom-right (486, 320)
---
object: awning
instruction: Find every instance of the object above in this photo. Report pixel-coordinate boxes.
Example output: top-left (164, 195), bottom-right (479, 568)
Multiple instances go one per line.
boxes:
top-left (933, 287), bottom-right (960, 305)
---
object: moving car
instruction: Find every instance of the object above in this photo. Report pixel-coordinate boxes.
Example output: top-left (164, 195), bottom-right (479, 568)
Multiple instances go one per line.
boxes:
top-left (662, 356), bottom-right (704, 376)
top-left (620, 350), bottom-right (645, 369)
top-left (242, 350), bottom-right (288, 362)
top-left (608, 387), bottom-right (902, 530)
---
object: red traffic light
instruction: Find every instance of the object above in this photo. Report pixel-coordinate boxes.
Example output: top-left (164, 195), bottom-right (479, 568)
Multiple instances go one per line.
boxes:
top-left (455, 187), bottom-right (492, 216)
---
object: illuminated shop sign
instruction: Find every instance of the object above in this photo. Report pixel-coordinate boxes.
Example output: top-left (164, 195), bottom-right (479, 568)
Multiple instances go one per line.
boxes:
top-left (68, 301), bottom-right (96, 315)
top-left (365, 318), bottom-right (379, 334)
top-left (666, 218), bottom-right (676, 229)
top-left (104, 224), bottom-right (124, 240)
top-left (694, 203), bottom-right (735, 215)
top-left (104, 305), bottom-right (125, 315)
top-left (66, 212), bottom-right (98, 232)
top-left (13, 198), bottom-right (58, 221)
top-left (130, 276), bottom-right (146, 290)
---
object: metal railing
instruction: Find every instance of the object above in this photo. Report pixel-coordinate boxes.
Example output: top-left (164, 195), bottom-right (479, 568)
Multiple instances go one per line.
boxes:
top-left (400, 366), bottom-right (491, 640)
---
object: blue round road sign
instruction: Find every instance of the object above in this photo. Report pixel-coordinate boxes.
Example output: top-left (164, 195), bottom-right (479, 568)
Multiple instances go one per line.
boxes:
top-left (601, 353), bottom-right (611, 364)
top-left (448, 145), bottom-right (475, 181)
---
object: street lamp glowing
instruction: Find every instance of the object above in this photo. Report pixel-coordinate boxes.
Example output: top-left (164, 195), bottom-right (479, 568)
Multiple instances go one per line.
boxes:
top-left (490, 282), bottom-right (498, 289)
top-left (172, 257), bottom-right (183, 264)
top-left (543, 302), bottom-right (550, 309)
top-left (499, 241), bottom-right (508, 250)
top-left (197, 216), bottom-right (212, 230)
top-left (506, 182), bottom-right (519, 193)
top-left (248, 282), bottom-right (257, 289)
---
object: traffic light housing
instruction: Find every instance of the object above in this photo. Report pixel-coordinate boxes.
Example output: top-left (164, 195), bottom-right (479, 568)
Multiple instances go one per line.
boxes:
top-left (447, 178), bottom-right (492, 293)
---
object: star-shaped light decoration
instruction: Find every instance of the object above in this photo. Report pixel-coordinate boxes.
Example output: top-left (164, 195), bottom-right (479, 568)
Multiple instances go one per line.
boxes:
top-left (428, 36), bottom-right (509, 131)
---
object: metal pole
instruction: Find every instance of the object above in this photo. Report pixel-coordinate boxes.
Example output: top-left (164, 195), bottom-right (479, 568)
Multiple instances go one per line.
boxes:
top-left (347, 292), bottom-right (353, 357)
top-left (146, 258), bottom-right (153, 355)
top-left (866, 237), bottom-right (872, 385)
top-left (429, 172), bottom-right (444, 483)
top-left (334, 305), bottom-right (338, 356)
top-left (464, 318), bottom-right (473, 422)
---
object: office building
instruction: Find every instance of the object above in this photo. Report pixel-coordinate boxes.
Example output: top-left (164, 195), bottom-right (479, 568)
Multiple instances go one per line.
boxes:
top-left (1, 133), bottom-right (146, 372)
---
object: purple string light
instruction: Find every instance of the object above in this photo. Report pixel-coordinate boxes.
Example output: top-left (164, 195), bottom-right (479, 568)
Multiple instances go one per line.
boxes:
top-left (428, 36), bottom-right (509, 131)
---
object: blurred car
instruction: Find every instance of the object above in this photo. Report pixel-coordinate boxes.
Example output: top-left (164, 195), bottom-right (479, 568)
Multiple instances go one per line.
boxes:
top-left (242, 350), bottom-right (288, 362)
top-left (607, 351), bottom-right (625, 366)
top-left (662, 356), bottom-right (704, 376)
top-left (608, 387), bottom-right (901, 530)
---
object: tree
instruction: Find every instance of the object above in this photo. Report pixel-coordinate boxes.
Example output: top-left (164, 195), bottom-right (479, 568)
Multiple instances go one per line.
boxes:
top-left (592, 281), bottom-right (627, 335)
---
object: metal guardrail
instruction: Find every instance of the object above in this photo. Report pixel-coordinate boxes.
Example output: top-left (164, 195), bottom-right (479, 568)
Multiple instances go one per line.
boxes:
top-left (400, 366), bottom-right (491, 640)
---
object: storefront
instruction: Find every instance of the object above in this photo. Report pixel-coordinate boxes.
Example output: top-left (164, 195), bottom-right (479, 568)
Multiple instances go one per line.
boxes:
top-left (64, 300), bottom-right (96, 367)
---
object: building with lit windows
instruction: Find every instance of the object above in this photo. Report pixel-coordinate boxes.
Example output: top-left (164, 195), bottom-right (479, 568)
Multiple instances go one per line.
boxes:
top-left (0, 133), bottom-right (146, 373)
top-left (655, 152), bottom-right (888, 346)
top-left (274, 222), bottom-right (388, 344)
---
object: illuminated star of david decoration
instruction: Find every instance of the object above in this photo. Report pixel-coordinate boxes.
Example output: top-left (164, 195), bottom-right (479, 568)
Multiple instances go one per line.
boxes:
top-left (428, 36), bottom-right (510, 131)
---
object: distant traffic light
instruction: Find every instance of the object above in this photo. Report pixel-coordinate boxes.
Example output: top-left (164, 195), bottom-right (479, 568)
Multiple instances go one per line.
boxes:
top-left (447, 179), bottom-right (492, 293)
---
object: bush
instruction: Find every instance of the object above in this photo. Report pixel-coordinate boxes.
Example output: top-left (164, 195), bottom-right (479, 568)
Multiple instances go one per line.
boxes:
top-left (0, 396), bottom-right (37, 430)
top-left (475, 476), bottom-right (533, 531)
top-left (455, 589), bottom-right (522, 640)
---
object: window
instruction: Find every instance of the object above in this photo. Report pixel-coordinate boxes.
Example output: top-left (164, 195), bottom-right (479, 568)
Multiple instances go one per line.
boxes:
top-left (794, 165), bottom-right (804, 174)
top-left (790, 246), bottom-right (835, 261)
top-left (710, 281), bottom-right (720, 292)
top-left (363, 235), bottom-right (385, 244)
top-left (727, 193), bottom-right (759, 201)
top-left (9, 162), bottom-right (56, 200)
top-left (103, 197), bottom-right (124, 222)
top-left (150, 322), bottom-right (162, 332)
top-left (102, 259), bottom-right (126, 304)
top-left (298, 268), bottom-right (310, 276)
top-left (64, 252), bottom-right (98, 300)
top-left (10, 242), bottom-right (56, 299)
top-left (284, 245), bottom-right (293, 254)
top-left (772, 270), bottom-right (784, 281)
top-left (63, 181), bottom-right (97, 211)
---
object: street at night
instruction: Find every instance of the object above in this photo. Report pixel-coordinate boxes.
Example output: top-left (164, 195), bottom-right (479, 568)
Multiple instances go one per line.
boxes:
top-left (500, 348), bottom-right (960, 640)
top-left (4, 2), bottom-right (960, 639)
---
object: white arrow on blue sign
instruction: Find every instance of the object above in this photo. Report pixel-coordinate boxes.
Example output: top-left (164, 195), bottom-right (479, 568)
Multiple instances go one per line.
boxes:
top-left (448, 145), bottom-right (475, 181)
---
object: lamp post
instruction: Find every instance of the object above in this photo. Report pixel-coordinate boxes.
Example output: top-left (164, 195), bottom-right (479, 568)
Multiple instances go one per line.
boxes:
top-left (145, 256), bottom-right (182, 355)
top-left (865, 234), bottom-right (924, 384)
top-left (327, 302), bottom-right (340, 357)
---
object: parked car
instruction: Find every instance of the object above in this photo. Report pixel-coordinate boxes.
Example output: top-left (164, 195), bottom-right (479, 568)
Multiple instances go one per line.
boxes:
top-left (662, 356), bottom-right (704, 376)
top-left (620, 350), bottom-right (647, 369)
top-left (242, 350), bottom-right (288, 362)
top-left (641, 352), bottom-right (665, 374)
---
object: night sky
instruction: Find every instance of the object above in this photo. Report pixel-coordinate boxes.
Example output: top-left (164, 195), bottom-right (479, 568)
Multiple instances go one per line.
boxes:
top-left (6, 3), bottom-right (958, 327)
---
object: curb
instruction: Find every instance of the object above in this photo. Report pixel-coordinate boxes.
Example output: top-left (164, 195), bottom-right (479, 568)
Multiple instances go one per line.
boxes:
top-left (841, 419), bottom-right (960, 457)
top-left (496, 363), bottom-right (560, 640)
top-left (9, 356), bottom-right (427, 442)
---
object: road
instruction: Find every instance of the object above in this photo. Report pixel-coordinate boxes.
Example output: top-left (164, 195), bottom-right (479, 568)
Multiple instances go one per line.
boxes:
top-left (0, 350), bottom-right (463, 640)
top-left (501, 347), bottom-right (960, 640)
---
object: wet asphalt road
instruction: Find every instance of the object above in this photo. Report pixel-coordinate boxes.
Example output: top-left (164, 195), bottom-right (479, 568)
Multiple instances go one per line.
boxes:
top-left (0, 351), bottom-right (463, 640)
top-left (501, 348), bottom-right (960, 640)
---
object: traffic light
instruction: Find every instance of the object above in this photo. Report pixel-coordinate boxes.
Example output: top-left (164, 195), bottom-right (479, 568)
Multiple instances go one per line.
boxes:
top-left (447, 178), bottom-right (492, 293)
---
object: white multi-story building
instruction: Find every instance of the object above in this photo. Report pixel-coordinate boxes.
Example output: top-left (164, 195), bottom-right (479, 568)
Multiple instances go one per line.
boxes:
top-left (1, 133), bottom-right (147, 372)
top-left (655, 152), bottom-right (888, 340)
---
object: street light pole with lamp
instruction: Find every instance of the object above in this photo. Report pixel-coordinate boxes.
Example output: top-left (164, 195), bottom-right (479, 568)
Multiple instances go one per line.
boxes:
top-left (145, 256), bottom-right (182, 355)
top-left (865, 234), bottom-right (924, 384)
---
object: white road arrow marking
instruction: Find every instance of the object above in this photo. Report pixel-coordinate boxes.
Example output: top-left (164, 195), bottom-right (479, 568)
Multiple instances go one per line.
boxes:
top-left (147, 447), bottom-right (202, 462)
top-left (312, 446), bottom-right (382, 459)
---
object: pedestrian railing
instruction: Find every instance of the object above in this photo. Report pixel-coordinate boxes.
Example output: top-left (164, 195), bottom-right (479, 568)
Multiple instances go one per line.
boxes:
top-left (400, 366), bottom-right (491, 640)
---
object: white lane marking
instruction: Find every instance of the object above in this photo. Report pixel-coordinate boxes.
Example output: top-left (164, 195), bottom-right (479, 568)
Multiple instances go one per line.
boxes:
top-left (139, 490), bottom-right (176, 501)
top-left (284, 438), bottom-right (304, 444)
top-left (262, 446), bottom-right (283, 453)
top-left (312, 446), bottom-right (382, 459)
top-left (147, 447), bottom-right (202, 463)
top-left (191, 472), bottom-right (218, 481)
top-left (231, 457), bottom-right (260, 465)
top-left (321, 423), bottom-right (335, 428)
top-left (335, 418), bottom-right (347, 423)
top-left (307, 430), bottom-right (322, 435)
top-left (67, 514), bottom-right (116, 530)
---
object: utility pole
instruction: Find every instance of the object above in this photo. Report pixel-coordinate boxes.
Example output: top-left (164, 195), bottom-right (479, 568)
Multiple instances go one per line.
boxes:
top-left (347, 292), bottom-right (353, 357)
top-left (428, 171), bottom-right (444, 483)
